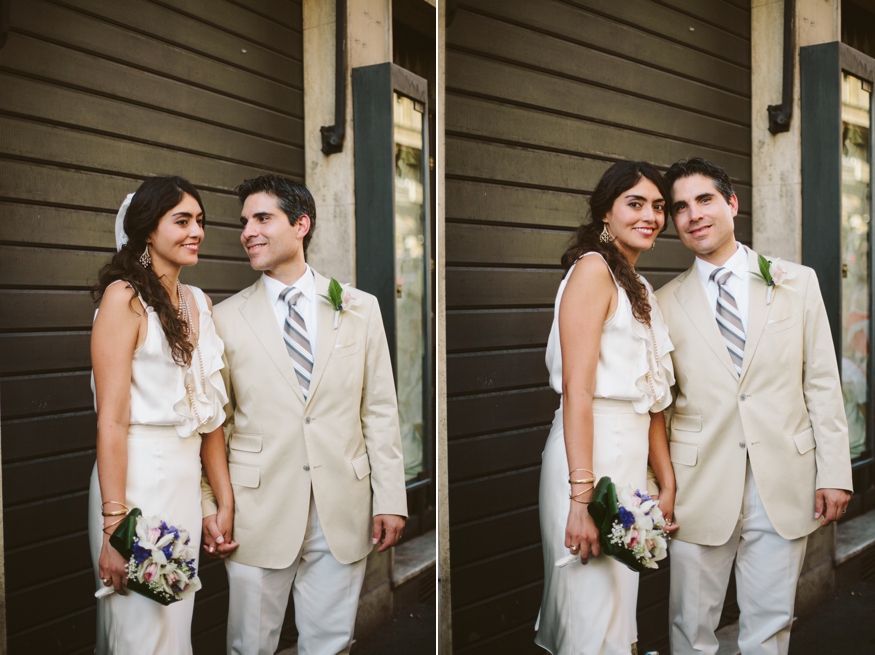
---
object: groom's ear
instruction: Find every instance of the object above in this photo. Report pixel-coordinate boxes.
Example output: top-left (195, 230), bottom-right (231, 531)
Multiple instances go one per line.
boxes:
top-left (295, 214), bottom-right (311, 238)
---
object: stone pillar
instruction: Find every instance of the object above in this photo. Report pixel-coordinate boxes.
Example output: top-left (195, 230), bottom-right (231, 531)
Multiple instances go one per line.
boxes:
top-left (751, 0), bottom-right (839, 261)
top-left (750, 0), bottom-right (840, 618)
top-left (303, 0), bottom-right (392, 283)
top-left (437, 2), bottom-right (451, 652)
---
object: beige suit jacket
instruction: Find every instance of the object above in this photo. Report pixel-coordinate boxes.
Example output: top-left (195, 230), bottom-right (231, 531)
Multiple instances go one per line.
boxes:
top-left (203, 270), bottom-right (408, 567)
top-left (655, 249), bottom-right (852, 545)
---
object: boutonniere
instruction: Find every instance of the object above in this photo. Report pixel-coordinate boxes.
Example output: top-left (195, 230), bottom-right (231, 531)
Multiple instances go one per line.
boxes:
top-left (319, 278), bottom-right (364, 329)
top-left (753, 254), bottom-right (796, 305)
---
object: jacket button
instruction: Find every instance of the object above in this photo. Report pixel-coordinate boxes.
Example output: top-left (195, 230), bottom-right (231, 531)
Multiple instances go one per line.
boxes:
top-left (740, 394), bottom-right (747, 401)
top-left (739, 442), bottom-right (746, 449)
top-left (303, 465), bottom-right (310, 472)
top-left (305, 417), bottom-right (311, 424)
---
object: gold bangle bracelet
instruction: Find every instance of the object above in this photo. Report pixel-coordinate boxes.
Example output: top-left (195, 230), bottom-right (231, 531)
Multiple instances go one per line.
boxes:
top-left (569, 468), bottom-right (594, 476)
top-left (570, 486), bottom-right (593, 499)
top-left (101, 500), bottom-right (129, 510)
top-left (569, 477), bottom-right (596, 485)
top-left (570, 497), bottom-right (591, 505)
top-left (101, 509), bottom-right (128, 517)
top-left (102, 516), bottom-right (125, 535)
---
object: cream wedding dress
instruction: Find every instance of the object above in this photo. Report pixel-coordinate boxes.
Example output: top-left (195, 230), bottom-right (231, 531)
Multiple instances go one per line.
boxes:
top-left (88, 283), bottom-right (227, 654)
top-left (535, 253), bottom-right (674, 654)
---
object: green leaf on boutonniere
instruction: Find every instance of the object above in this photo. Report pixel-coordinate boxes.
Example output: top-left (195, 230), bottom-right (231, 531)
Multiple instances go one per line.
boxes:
top-left (319, 278), bottom-right (344, 310)
top-left (757, 254), bottom-right (774, 285)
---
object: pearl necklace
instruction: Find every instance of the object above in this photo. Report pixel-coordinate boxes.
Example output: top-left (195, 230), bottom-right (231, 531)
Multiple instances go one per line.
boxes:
top-left (177, 281), bottom-right (208, 427)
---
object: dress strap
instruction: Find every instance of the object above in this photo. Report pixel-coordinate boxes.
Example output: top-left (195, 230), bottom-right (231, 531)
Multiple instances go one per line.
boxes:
top-left (106, 279), bottom-right (148, 311)
top-left (578, 251), bottom-right (620, 287)
top-left (187, 285), bottom-right (209, 312)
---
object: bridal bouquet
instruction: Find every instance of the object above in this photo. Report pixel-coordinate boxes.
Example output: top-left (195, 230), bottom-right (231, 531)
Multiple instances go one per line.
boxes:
top-left (95, 508), bottom-right (202, 605)
top-left (557, 477), bottom-right (668, 572)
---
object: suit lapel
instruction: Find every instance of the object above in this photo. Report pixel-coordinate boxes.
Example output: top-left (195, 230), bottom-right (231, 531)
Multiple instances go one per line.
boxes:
top-left (239, 276), bottom-right (306, 405)
top-left (674, 263), bottom-right (739, 381)
top-left (304, 270), bottom-right (340, 407)
top-left (739, 248), bottom-right (773, 382)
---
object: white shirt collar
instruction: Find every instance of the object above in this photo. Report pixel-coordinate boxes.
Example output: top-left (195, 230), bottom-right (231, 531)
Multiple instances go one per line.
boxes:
top-left (695, 242), bottom-right (748, 287)
top-left (262, 264), bottom-right (315, 304)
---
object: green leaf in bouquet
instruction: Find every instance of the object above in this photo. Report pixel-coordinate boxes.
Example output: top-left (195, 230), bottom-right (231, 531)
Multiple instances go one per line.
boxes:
top-left (587, 476), bottom-right (650, 573)
top-left (108, 508), bottom-right (176, 606)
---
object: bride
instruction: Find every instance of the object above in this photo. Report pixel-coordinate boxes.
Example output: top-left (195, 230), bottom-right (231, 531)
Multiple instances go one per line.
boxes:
top-left (536, 161), bottom-right (679, 654)
top-left (88, 176), bottom-right (237, 653)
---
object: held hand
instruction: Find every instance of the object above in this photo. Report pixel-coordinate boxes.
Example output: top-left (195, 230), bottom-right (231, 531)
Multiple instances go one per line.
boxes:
top-left (654, 488), bottom-right (680, 534)
top-left (814, 488), bottom-right (851, 527)
top-left (203, 512), bottom-right (239, 559)
top-left (98, 537), bottom-right (129, 594)
top-left (565, 502), bottom-right (601, 564)
top-left (372, 514), bottom-right (406, 552)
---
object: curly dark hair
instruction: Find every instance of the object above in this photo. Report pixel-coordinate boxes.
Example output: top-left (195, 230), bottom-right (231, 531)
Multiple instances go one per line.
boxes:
top-left (236, 175), bottom-right (316, 256)
top-left (92, 176), bottom-right (206, 367)
top-left (561, 161), bottom-right (669, 325)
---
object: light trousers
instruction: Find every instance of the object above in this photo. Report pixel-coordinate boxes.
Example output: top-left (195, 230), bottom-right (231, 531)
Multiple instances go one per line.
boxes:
top-left (669, 460), bottom-right (808, 655)
top-left (226, 493), bottom-right (368, 655)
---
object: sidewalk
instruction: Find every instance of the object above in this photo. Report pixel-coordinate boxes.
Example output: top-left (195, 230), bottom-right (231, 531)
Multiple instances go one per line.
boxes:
top-left (352, 600), bottom-right (435, 655)
top-left (712, 579), bottom-right (875, 655)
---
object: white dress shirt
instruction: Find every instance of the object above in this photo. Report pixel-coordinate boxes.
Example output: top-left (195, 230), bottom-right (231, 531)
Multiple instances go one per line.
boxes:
top-left (695, 242), bottom-right (750, 334)
top-left (262, 265), bottom-right (318, 358)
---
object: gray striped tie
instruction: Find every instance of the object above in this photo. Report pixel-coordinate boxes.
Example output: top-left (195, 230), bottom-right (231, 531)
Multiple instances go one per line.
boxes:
top-left (711, 267), bottom-right (745, 376)
top-left (282, 287), bottom-right (313, 399)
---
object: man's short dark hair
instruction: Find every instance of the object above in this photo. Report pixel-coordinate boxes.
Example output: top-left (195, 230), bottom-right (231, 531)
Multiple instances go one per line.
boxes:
top-left (236, 175), bottom-right (316, 255)
top-left (664, 158), bottom-right (735, 214)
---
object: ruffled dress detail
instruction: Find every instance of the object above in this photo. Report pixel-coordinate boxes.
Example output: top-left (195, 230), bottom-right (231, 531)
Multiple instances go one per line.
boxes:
top-left (629, 283), bottom-right (676, 414)
top-left (170, 298), bottom-right (228, 437)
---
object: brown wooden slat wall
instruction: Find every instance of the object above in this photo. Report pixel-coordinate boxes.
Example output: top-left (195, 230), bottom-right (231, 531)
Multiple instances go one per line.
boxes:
top-left (0, 0), bottom-right (302, 652)
top-left (445, 1), bottom-right (751, 652)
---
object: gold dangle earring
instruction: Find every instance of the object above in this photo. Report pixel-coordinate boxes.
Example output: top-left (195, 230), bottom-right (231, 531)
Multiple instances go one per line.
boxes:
top-left (599, 223), bottom-right (614, 244)
top-left (651, 239), bottom-right (657, 250)
top-left (139, 244), bottom-right (152, 268)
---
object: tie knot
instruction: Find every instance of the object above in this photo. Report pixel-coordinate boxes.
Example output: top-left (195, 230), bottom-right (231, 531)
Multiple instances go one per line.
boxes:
top-left (710, 267), bottom-right (732, 286)
top-left (282, 287), bottom-right (302, 307)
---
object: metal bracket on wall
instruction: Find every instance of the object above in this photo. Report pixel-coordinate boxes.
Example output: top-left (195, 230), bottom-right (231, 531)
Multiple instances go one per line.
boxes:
top-left (0, 0), bottom-right (11, 50)
top-left (320, 0), bottom-right (347, 155)
top-left (767, 0), bottom-right (795, 134)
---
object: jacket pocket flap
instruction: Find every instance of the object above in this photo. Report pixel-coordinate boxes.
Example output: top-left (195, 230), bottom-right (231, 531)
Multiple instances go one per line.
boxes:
top-left (672, 414), bottom-right (703, 432)
top-left (229, 433), bottom-right (263, 453)
top-left (670, 441), bottom-right (698, 466)
top-left (333, 340), bottom-right (362, 359)
top-left (229, 463), bottom-right (261, 488)
top-left (792, 428), bottom-right (816, 454)
top-left (352, 453), bottom-right (371, 480)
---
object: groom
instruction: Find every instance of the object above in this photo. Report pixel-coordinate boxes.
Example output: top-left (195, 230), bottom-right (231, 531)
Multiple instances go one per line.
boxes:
top-left (202, 175), bottom-right (408, 655)
top-left (655, 158), bottom-right (852, 655)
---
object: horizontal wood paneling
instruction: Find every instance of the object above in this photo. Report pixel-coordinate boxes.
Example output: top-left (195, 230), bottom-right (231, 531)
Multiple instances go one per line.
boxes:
top-left (446, 94), bottom-right (751, 184)
top-left (447, 388), bottom-right (558, 439)
top-left (0, 161), bottom-right (243, 227)
top-left (448, 10), bottom-right (750, 123)
top-left (1, 413), bottom-right (96, 462)
top-left (452, 544), bottom-right (543, 607)
top-left (447, 350), bottom-right (548, 396)
top-left (446, 309), bottom-right (554, 352)
top-left (447, 0), bottom-right (751, 649)
top-left (449, 507), bottom-right (541, 567)
top-left (452, 583), bottom-right (543, 649)
top-left (0, 1), bottom-right (303, 649)
top-left (448, 50), bottom-right (751, 150)
top-left (456, 0), bottom-right (750, 94)
top-left (11, 0), bottom-right (301, 114)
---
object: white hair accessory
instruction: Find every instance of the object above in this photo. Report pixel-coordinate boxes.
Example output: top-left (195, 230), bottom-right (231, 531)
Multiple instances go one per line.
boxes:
top-left (114, 193), bottom-right (136, 251)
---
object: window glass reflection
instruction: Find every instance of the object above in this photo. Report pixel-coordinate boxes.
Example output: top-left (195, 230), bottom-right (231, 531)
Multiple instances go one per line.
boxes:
top-left (393, 93), bottom-right (425, 481)
top-left (840, 72), bottom-right (871, 462)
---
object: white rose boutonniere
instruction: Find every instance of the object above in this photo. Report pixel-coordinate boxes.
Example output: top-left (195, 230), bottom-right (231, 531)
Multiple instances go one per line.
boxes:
top-left (319, 278), bottom-right (364, 328)
top-left (753, 254), bottom-right (796, 305)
